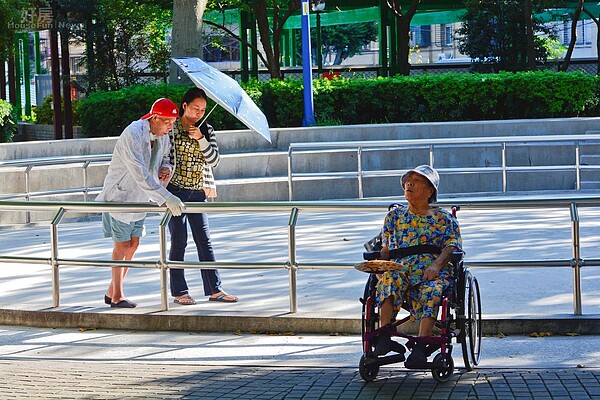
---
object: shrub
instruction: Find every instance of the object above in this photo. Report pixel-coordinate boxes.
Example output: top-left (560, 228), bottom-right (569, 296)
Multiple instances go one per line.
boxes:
top-left (0, 100), bottom-right (17, 143)
top-left (76, 71), bottom-right (600, 136)
top-left (79, 83), bottom-right (248, 137)
top-left (36, 95), bottom-right (82, 126)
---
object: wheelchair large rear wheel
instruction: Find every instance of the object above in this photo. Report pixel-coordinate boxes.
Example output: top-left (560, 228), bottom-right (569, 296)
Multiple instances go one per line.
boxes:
top-left (461, 272), bottom-right (482, 370)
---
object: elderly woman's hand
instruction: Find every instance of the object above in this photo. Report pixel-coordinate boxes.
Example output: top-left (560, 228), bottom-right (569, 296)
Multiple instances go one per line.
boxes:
top-left (379, 246), bottom-right (390, 260)
top-left (423, 264), bottom-right (440, 281)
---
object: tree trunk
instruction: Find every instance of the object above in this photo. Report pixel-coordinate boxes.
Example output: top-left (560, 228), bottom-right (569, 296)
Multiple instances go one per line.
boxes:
top-left (561, 1), bottom-right (583, 72)
top-left (169, 0), bottom-right (207, 85)
top-left (254, 0), bottom-right (279, 79)
top-left (397, 16), bottom-right (411, 76)
top-left (387, 0), bottom-right (420, 76)
top-left (85, 17), bottom-right (96, 92)
top-left (60, 22), bottom-right (73, 139)
top-left (524, 0), bottom-right (536, 70)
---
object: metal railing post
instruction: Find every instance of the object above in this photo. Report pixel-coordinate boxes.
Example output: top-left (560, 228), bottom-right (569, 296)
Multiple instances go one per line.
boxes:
top-left (159, 211), bottom-right (171, 311)
top-left (82, 161), bottom-right (91, 202)
top-left (288, 207), bottom-right (299, 313)
top-left (429, 145), bottom-right (434, 166)
top-left (502, 143), bottom-right (507, 193)
top-left (50, 207), bottom-right (66, 308)
top-left (288, 147), bottom-right (294, 201)
top-left (575, 142), bottom-right (581, 191)
top-left (570, 203), bottom-right (583, 315)
top-left (357, 146), bottom-right (364, 199)
top-left (24, 165), bottom-right (32, 223)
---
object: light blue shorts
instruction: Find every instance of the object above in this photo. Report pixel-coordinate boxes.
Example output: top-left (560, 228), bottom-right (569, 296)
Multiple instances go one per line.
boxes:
top-left (102, 213), bottom-right (145, 243)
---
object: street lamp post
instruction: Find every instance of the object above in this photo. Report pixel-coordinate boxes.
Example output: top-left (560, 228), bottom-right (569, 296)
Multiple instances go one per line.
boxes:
top-left (300, 0), bottom-right (316, 126)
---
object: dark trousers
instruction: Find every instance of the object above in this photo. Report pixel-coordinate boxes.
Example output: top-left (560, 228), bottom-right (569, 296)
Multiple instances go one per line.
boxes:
top-left (167, 183), bottom-right (222, 297)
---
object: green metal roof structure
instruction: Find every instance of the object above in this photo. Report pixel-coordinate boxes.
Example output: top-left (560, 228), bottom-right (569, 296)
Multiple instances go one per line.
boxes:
top-left (204, 1), bottom-right (600, 79)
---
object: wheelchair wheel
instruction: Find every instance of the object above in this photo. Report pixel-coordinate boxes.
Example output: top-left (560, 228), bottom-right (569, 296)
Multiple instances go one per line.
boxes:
top-left (361, 275), bottom-right (379, 354)
top-left (359, 355), bottom-right (379, 382)
top-left (461, 272), bottom-right (482, 370)
top-left (431, 353), bottom-right (454, 383)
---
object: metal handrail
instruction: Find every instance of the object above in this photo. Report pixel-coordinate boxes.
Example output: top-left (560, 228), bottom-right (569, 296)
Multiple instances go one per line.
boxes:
top-left (1, 195), bottom-right (600, 315)
top-left (0, 154), bottom-right (112, 221)
top-left (287, 134), bottom-right (600, 201)
top-left (0, 154), bottom-right (112, 168)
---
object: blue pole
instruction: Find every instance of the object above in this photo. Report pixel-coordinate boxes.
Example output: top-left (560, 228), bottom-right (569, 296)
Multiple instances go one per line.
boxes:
top-left (300, 0), bottom-right (316, 126)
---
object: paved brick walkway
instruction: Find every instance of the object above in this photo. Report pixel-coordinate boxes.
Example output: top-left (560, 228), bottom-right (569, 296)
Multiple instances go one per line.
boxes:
top-left (1, 360), bottom-right (599, 399)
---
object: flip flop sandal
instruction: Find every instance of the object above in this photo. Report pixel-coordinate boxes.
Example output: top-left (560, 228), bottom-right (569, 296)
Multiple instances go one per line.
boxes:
top-left (209, 293), bottom-right (238, 303)
top-left (174, 294), bottom-right (197, 305)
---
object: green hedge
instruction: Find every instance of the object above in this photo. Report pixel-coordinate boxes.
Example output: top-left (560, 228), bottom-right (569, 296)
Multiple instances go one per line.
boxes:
top-left (78, 83), bottom-right (249, 137)
top-left (0, 99), bottom-right (17, 143)
top-left (36, 95), bottom-right (83, 126)
top-left (78, 71), bottom-right (600, 137)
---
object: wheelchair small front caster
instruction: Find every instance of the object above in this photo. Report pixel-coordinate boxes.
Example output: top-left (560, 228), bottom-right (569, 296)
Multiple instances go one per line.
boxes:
top-left (359, 355), bottom-right (380, 382)
top-left (431, 353), bottom-right (454, 383)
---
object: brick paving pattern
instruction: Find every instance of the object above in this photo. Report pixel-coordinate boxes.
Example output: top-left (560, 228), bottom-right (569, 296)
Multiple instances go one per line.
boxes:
top-left (1, 361), bottom-right (599, 399)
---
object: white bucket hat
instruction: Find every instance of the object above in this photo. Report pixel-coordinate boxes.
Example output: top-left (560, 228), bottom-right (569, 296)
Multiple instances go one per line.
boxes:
top-left (401, 165), bottom-right (440, 203)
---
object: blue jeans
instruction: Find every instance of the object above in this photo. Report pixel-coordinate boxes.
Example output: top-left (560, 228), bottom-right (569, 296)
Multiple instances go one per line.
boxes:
top-left (167, 183), bottom-right (222, 297)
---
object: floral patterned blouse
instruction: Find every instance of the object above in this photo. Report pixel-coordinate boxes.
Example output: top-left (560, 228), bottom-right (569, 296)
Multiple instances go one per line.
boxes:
top-left (382, 205), bottom-right (462, 272)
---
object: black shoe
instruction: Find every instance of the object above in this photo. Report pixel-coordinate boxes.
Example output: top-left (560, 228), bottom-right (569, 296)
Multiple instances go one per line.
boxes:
top-left (104, 295), bottom-right (111, 305)
top-left (374, 332), bottom-right (392, 356)
top-left (405, 344), bottom-right (428, 367)
top-left (110, 299), bottom-right (137, 308)
top-left (374, 332), bottom-right (406, 357)
top-left (390, 340), bottom-right (407, 356)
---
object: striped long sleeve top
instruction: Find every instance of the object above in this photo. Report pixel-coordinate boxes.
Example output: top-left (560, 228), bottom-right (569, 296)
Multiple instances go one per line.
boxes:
top-left (168, 119), bottom-right (220, 197)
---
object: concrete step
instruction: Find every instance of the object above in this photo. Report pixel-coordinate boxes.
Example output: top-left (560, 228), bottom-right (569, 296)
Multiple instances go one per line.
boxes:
top-left (580, 154), bottom-right (600, 165)
top-left (216, 152), bottom-right (287, 179)
top-left (580, 180), bottom-right (600, 190)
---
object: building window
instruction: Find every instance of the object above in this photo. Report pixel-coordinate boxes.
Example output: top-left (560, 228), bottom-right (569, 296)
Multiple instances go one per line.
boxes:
top-left (562, 20), bottom-right (592, 47)
top-left (410, 25), bottom-right (431, 48)
top-left (440, 24), bottom-right (453, 47)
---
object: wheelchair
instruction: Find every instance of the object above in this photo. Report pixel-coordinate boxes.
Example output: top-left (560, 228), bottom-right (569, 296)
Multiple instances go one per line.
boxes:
top-left (356, 207), bottom-right (482, 383)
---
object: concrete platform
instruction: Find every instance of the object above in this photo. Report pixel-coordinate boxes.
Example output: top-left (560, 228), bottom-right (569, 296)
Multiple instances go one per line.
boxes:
top-left (0, 199), bottom-right (599, 335)
top-left (1, 325), bottom-right (600, 399)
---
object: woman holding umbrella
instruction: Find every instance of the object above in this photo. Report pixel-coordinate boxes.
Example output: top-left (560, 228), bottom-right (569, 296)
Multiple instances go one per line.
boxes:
top-left (166, 87), bottom-right (238, 305)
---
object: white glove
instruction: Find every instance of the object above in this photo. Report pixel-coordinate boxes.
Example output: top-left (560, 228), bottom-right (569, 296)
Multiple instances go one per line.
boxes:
top-left (164, 195), bottom-right (185, 216)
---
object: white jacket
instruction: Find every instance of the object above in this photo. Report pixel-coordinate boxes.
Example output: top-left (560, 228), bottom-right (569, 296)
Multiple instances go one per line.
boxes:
top-left (96, 119), bottom-right (173, 223)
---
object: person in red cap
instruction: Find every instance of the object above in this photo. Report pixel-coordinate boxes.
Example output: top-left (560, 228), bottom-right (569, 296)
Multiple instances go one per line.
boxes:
top-left (96, 98), bottom-right (185, 308)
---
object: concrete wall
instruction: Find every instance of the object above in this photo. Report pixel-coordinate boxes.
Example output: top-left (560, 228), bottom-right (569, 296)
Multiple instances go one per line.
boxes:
top-left (15, 117), bottom-right (600, 155)
top-left (2, 118), bottom-right (600, 223)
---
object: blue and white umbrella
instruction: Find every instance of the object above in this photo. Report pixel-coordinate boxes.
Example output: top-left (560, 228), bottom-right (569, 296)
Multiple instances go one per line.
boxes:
top-left (172, 57), bottom-right (271, 143)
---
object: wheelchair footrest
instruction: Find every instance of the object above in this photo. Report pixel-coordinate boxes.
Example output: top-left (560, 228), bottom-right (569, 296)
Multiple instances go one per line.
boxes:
top-left (364, 353), bottom-right (406, 367)
top-left (404, 360), bottom-right (433, 369)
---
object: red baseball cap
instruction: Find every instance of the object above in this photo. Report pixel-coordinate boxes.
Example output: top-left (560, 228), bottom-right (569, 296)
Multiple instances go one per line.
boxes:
top-left (141, 98), bottom-right (179, 120)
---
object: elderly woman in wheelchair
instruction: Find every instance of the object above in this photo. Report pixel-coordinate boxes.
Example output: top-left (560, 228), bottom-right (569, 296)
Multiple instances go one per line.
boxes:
top-left (357, 165), bottom-right (479, 382)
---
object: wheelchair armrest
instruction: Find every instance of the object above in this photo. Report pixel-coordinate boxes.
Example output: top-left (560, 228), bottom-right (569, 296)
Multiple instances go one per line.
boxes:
top-left (451, 251), bottom-right (464, 263)
top-left (363, 251), bottom-right (381, 261)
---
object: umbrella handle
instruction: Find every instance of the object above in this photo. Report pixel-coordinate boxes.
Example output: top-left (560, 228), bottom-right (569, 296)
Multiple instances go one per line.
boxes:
top-left (195, 103), bottom-right (219, 128)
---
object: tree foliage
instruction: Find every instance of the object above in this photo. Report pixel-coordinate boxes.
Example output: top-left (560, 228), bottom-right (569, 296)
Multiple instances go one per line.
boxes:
top-left (320, 23), bottom-right (378, 65)
top-left (456, 0), bottom-right (557, 72)
top-left (198, 0), bottom-right (301, 79)
top-left (0, 98), bottom-right (17, 143)
top-left (60, 0), bottom-right (172, 92)
top-left (0, 0), bottom-right (34, 60)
